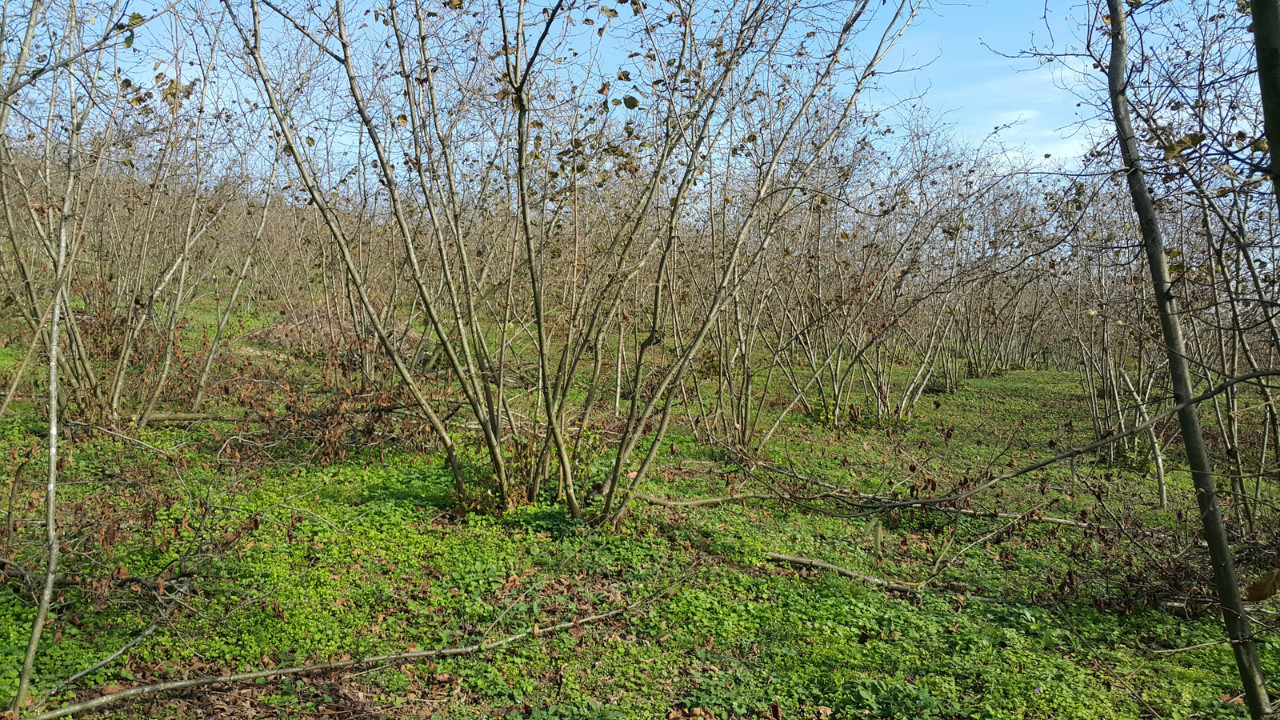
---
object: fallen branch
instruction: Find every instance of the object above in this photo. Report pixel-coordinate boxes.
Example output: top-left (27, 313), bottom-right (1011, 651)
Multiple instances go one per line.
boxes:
top-left (635, 492), bottom-right (825, 508)
top-left (1148, 638), bottom-right (1234, 655)
top-left (764, 552), bottom-right (1002, 604)
top-left (871, 370), bottom-right (1280, 513)
top-left (0, 556), bottom-right (34, 587)
top-left (764, 552), bottom-right (921, 594)
top-left (747, 372), bottom-right (1280, 523)
top-left (638, 479), bottom-right (1156, 540)
top-left (896, 503), bottom-right (1174, 539)
top-left (761, 463), bottom-right (1175, 539)
top-left (36, 624), bottom-right (157, 707)
top-left (23, 606), bottom-right (633, 720)
top-left (139, 401), bottom-right (468, 426)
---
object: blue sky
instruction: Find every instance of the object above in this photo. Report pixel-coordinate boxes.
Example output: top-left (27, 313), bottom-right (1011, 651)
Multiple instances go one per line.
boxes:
top-left (879, 0), bottom-right (1100, 162)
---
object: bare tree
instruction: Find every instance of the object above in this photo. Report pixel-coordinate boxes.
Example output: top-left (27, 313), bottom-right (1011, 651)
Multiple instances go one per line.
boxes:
top-left (1102, 1), bottom-right (1270, 715)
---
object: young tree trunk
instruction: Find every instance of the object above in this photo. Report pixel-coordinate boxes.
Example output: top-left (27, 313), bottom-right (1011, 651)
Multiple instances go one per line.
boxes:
top-left (1106, 2), bottom-right (1271, 717)
top-left (10, 66), bottom-right (77, 711)
top-left (1251, 0), bottom-right (1280, 203)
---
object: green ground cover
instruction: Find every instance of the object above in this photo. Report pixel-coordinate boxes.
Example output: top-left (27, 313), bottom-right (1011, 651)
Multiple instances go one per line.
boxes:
top-left (0, 367), bottom-right (1268, 719)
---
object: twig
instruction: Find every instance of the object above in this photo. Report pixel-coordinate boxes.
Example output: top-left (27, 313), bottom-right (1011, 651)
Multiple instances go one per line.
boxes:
top-left (63, 422), bottom-right (179, 459)
top-left (1149, 638), bottom-right (1234, 655)
top-left (1, 555), bottom-right (35, 587)
top-left (921, 504), bottom-right (1047, 586)
top-left (36, 624), bottom-right (157, 707)
top-left (759, 464), bottom-right (1171, 537)
top-left (5, 455), bottom-right (33, 552)
top-left (764, 552), bottom-right (920, 594)
top-left (765, 552), bottom-right (1002, 604)
top-left (869, 370), bottom-right (1280, 513)
top-left (635, 492), bottom-right (817, 508)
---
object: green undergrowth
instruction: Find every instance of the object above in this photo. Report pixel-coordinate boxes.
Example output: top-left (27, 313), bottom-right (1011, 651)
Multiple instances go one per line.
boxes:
top-left (0, 371), bottom-right (1271, 719)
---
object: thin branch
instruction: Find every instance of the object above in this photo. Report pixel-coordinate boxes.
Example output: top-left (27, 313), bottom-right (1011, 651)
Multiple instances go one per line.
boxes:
top-left (36, 625), bottom-right (158, 708)
top-left (23, 606), bottom-right (637, 720)
top-left (764, 552), bottom-right (920, 594)
top-left (871, 370), bottom-right (1280, 513)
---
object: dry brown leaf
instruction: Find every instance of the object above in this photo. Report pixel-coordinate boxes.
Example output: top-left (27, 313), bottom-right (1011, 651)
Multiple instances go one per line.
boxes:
top-left (1245, 568), bottom-right (1280, 602)
top-left (1162, 132), bottom-right (1207, 159)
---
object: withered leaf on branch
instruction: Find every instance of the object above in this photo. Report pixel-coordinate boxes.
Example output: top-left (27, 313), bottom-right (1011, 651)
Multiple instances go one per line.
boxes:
top-left (1161, 132), bottom-right (1206, 159)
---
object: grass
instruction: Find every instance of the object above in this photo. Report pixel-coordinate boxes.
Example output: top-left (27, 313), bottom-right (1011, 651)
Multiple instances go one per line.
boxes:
top-left (0, 366), bottom-right (1270, 719)
top-left (0, 344), bottom-right (21, 375)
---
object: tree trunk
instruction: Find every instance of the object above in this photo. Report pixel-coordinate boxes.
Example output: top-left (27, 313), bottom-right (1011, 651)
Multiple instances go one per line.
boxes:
top-left (1252, 0), bottom-right (1280, 203)
top-left (1106, 2), bottom-right (1271, 717)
